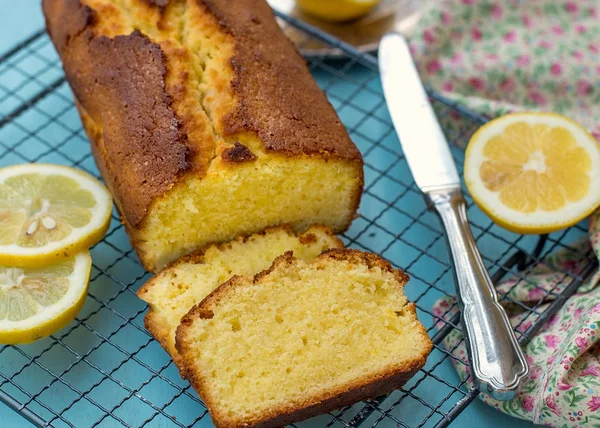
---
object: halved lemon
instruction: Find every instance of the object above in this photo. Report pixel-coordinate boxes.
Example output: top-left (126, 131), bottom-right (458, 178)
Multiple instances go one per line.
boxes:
top-left (0, 164), bottom-right (112, 267)
top-left (296, 0), bottom-right (379, 22)
top-left (464, 113), bottom-right (600, 234)
top-left (0, 251), bottom-right (91, 344)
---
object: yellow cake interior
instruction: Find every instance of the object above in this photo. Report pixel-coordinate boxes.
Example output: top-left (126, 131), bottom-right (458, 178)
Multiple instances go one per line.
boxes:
top-left (179, 254), bottom-right (431, 421)
top-left (139, 157), bottom-right (358, 269)
top-left (137, 226), bottom-right (342, 365)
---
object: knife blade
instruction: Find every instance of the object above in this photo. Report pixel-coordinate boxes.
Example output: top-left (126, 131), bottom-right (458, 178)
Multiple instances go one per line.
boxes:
top-left (378, 34), bottom-right (459, 193)
top-left (379, 32), bottom-right (529, 400)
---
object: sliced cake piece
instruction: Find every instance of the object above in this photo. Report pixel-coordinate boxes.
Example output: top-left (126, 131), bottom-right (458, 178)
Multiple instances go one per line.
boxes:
top-left (137, 225), bottom-right (342, 374)
top-left (176, 249), bottom-right (433, 428)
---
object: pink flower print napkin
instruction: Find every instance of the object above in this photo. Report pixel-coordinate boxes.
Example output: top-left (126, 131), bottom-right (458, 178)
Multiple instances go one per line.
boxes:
top-left (407, 0), bottom-right (600, 426)
top-left (411, 0), bottom-right (600, 141)
top-left (431, 216), bottom-right (600, 426)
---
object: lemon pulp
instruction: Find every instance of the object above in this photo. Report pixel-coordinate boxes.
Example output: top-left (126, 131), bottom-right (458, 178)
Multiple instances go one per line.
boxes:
top-left (0, 174), bottom-right (95, 245)
top-left (0, 164), bottom-right (112, 266)
top-left (0, 251), bottom-right (91, 344)
top-left (480, 122), bottom-right (592, 212)
top-left (465, 113), bottom-right (600, 234)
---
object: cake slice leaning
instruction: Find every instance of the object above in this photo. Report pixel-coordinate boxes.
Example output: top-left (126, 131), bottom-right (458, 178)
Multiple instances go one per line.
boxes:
top-left (176, 249), bottom-right (433, 428)
top-left (137, 225), bottom-right (342, 376)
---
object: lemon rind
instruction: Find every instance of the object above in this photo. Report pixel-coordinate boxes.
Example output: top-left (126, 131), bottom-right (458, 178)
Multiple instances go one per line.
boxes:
top-left (0, 251), bottom-right (92, 344)
top-left (0, 164), bottom-right (112, 266)
top-left (465, 113), bottom-right (600, 234)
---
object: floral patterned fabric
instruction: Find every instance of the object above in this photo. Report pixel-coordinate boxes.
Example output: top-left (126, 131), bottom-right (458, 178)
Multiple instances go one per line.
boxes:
top-left (408, 1), bottom-right (600, 426)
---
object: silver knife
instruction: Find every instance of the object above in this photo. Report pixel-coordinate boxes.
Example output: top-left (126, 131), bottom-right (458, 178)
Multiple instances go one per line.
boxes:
top-left (378, 33), bottom-right (528, 400)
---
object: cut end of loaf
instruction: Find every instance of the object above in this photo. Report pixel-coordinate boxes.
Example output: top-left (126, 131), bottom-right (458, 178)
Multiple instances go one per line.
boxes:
top-left (135, 155), bottom-right (361, 271)
top-left (136, 225), bottom-right (343, 376)
top-left (176, 249), bottom-right (433, 428)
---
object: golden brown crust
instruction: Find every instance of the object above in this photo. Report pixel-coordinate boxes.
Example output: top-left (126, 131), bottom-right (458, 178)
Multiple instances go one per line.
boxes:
top-left (320, 248), bottom-right (411, 285)
top-left (199, 0), bottom-right (362, 160)
top-left (221, 142), bottom-right (257, 164)
top-left (137, 225), bottom-right (343, 377)
top-left (43, 0), bottom-right (364, 232)
top-left (176, 249), bottom-right (431, 428)
top-left (44, 0), bottom-right (191, 227)
top-left (42, 0), bottom-right (95, 54)
top-left (143, 0), bottom-right (169, 7)
top-left (144, 309), bottom-right (187, 372)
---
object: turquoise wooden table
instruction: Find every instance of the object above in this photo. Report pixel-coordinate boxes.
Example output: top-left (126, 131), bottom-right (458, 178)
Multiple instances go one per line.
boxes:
top-left (0, 2), bottom-right (544, 427)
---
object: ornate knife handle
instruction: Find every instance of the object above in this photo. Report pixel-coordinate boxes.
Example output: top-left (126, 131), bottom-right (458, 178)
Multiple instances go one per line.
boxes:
top-left (426, 187), bottom-right (529, 400)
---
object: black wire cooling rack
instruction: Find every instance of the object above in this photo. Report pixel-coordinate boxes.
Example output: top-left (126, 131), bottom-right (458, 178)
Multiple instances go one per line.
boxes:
top-left (0, 9), bottom-right (598, 428)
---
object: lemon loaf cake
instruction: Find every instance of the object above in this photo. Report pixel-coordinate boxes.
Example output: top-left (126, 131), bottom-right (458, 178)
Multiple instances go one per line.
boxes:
top-left (176, 249), bottom-right (433, 428)
top-left (43, 0), bottom-right (364, 272)
top-left (137, 225), bottom-right (342, 374)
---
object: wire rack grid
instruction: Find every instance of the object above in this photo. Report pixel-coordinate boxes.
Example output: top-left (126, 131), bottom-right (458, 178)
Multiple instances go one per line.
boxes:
top-left (0, 10), bottom-right (597, 428)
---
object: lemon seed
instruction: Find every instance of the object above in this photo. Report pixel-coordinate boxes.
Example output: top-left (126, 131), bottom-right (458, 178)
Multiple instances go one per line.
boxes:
top-left (26, 220), bottom-right (38, 235)
top-left (42, 217), bottom-right (57, 230)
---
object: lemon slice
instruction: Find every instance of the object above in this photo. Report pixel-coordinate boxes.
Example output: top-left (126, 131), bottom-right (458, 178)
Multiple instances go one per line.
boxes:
top-left (464, 113), bottom-right (600, 234)
top-left (0, 164), bottom-right (112, 267)
top-left (0, 251), bottom-right (91, 344)
top-left (296, 0), bottom-right (379, 22)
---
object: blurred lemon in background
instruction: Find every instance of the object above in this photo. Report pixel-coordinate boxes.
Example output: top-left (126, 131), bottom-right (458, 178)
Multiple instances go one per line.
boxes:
top-left (296, 0), bottom-right (380, 22)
